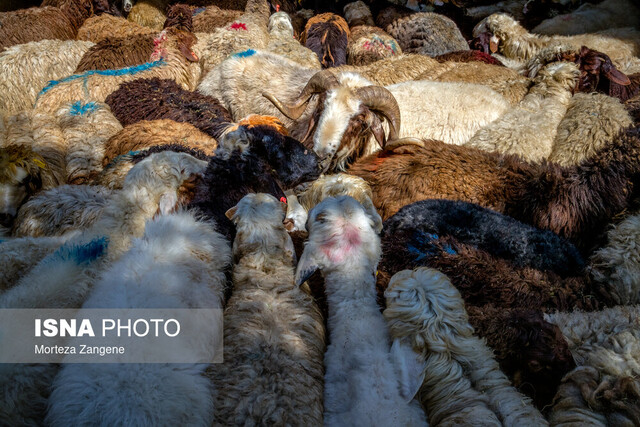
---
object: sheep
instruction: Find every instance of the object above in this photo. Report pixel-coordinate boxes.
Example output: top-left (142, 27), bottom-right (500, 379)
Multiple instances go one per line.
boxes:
top-left (267, 11), bottom-right (321, 69)
top-left (376, 7), bottom-right (468, 57)
top-left (56, 101), bottom-right (123, 184)
top-left (45, 211), bottom-right (230, 427)
top-left (191, 0), bottom-right (270, 76)
top-left (208, 193), bottom-right (324, 425)
top-left (627, 94), bottom-right (640, 125)
top-left (77, 13), bottom-right (157, 42)
top-left (384, 267), bottom-right (547, 425)
top-left (347, 129), bottom-right (640, 253)
top-left (102, 119), bottom-right (218, 166)
top-left (188, 124), bottom-right (321, 240)
top-left (74, 33), bottom-right (157, 72)
top-left (343, 1), bottom-right (402, 66)
top-left (300, 13), bottom-right (350, 69)
top-left (0, 237), bottom-right (108, 426)
top-left (463, 61), bottom-right (579, 162)
top-left (295, 195), bottom-right (428, 426)
top-left (127, 0), bottom-right (167, 30)
top-left (473, 13), bottom-right (640, 67)
top-left (548, 92), bottom-right (633, 166)
top-left (382, 198), bottom-right (585, 277)
top-left (532, 0), bottom-right (640, 36)
top-left (435, 49), bottom-right (504, 65)
top-left (0, 39), bottom-right (95, 116)
top-left (0, 0), bottom-right (95, 50)
top-left (192, 5), bottom-right (243, 32)
top-left (292, 173), bottom-right (382, 233)
top-left (106, 77), bottom-right (233, 140)
top-left (34, 27), bottom-right (202, 115)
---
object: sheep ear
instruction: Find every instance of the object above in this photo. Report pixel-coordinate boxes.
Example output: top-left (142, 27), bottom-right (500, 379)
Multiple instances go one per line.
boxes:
top-left (391, 339), bottom-right (426, 402)
top-left (158, 191), bottom-right (178, 216)
top-left (295, 246), bottom-right (319, 286)
top-left (604, 66), bottom-right (631, 85)
top-left (225, 205), bottom-right (238, 220)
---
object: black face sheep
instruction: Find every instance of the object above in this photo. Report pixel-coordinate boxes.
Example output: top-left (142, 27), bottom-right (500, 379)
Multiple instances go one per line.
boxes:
top-left (295, 195), bottom-right (427, 425)
top-left (347, 129), bottom-right (640, 254)
top-left (208, 193), bottom-right (325, 426)
top-left (0, 0), bottom-right (95, 50)
top-left (300, 13), bottom-right (350, 69)
top-left (384, 267), bottom-right (547, 425)
top-left (105, 77), bottom-right (233, 140)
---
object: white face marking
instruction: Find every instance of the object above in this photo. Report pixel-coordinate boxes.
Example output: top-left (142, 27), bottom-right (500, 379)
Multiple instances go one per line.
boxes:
top-left (313, 90), bottom-right (361, 160)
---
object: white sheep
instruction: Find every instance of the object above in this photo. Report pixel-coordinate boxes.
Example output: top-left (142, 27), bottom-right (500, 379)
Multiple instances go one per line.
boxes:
top-left (209, 193), bottom-right (325, 425)
top-left (384, 267), bottom-right (547, 426)
top-left (46, 211), bottom-right (230, 426)
top-left (464, 61), bottom-right (579, 162)
top-left (295, 195), bottom-right (428, 426)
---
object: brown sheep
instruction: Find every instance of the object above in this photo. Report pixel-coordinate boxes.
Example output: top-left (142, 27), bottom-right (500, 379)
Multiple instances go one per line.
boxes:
top-left (0, 0), bottom-right (95, 50)
top-left (77, 13), bottom-right (157, 42)
top-left (301, 13), bottom-right (350, 69)
top-left (191, 5), bottom-right (242, 32)
top-left (102, 119), bottom-right (218, 166)
top-left (347, 130), bottom-right (640, 254)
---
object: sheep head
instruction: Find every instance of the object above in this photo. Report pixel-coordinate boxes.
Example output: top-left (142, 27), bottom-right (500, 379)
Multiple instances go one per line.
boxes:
top-left (471, 14), bottom-right (529, 58)
top-left (225, 193), bottom-right (295, 265)
top-left (264, 70), bottom-right (401, 172)
top-left (164, 4), bottom-right (194, 33)
top-left (295, 195), bottom-right (381, 287)
top-left (151, 28), bottom-right (199, 63)
top-left (0, 145), bottom-right (48, 228)
top-left (574, 46), bottom-right (631, 94)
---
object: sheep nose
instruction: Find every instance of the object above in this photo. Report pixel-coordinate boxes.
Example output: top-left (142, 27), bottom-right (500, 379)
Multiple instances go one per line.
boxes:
top-left (0, 213), bottom-right (14, 228)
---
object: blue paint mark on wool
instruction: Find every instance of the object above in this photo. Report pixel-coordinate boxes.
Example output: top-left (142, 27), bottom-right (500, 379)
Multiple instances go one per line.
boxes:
top-left (38, 59), bottom-right (166, 97)
top-left (69, 101), bottom-right (99, 116)
top-left (193, 7), bottom-right (206, 15)
top-left (52, 237), bottom-right (109, 265)
top-left (407, 231), bottom-right (457, 261)
top-left (232, 49), bottom-right (256, 58)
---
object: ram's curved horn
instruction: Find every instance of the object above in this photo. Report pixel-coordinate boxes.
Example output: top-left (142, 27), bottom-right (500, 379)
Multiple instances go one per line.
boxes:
top-left (262, 70), bottom-right (340, 120)
top-left (355, 86), bottom-right (401, 142)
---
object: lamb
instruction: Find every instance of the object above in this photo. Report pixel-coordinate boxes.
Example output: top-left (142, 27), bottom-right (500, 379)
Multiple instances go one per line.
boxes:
top-left (208, 193), bottom-right (324, 425)
top-left (56, 101), bottom-right (123, 184)
top-left (77, 13), bottom-right (157, 42)
top-left (295, 195), bottom-right (428, 426)
top-left (266, 11), bottom-right (321, 69)
top-left (463, 61), bottom-right (579, 162)
top-left (548, 92), bottom-right (633, 166)
top-left (188, 124), bottom-right (321, 240)
top-left (382, 198), bottom-right (585, 277)
top-left (34, 27), bottom-right (202, 115)
top-left (0, 39), bottom-right (95, 116)
top-left (375, 7), bottom-right (468, 57)
top-left (11, 184), bottom-right (111, 238)
top-left (343, 1), bottom-right (402, 66)
top-left (105, 77), bottom-right (233, 140)
top-left (384, 267), bottom-right (547, 425)
top-left (0, 237), bottom-right (108, 426)
top-left (300, 13), bottom-right (350, 68)
top-left (45, 211), bottom-right (230, 426)
top-left (126, 0), bottom-right (167, 30)
top-left (347, 129), bottom-right (640, 253)
top-left (0, 0), bottom-right (95, 50)
top-left (473, 13), bottom-right (640, 66)
top-left (532, 0), bottom-right (640, 36)
top-left (102, 119), bottom-right (218, 166)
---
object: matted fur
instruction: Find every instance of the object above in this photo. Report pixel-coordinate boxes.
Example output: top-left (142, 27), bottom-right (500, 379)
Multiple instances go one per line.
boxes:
top-left (127, 0), bottom-right (168, 30)
top-left (384, 268), bottom-right (546, 425)
top-left (344, 2), bottom-right (400, 66)
top-left (102, 119), bottom-right (217, 166)
top-left (56, 101), bottom-right (123, 184)
top-left (301, 13), bottom-right (350, 68)
top-left (0, 39), bottom-right (94, 116)
top-left (296, 196), bottom-right (427, 426)
top-left (549, 93), bottom-right (633, 166)
top-left (0, 0), bottom-right (94, 49)
top-left (77, 13), bottom-right (157, 42)
top-left (106, 77), bottom-right (232, 140)
top-left (209, 193), bottom-right (324, 426)
top-left (192, 6), bottom-right (243, 32)
top-left (464, 61), bottom-right (579, 162)
top-left (74, 33), bottom-right (157, 72)
top-left (46, 211), bottom-right (230, 426)
top-left (267, 11), bottom-right (321, 69)
top-left (12, 185), bottom-right (111, 238)
top-left (348, 129), bottom-right (640, 252)
top-left (35, 28), bottom-right (202, 115)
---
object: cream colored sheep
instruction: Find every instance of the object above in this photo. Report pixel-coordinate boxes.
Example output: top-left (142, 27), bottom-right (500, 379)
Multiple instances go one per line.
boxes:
top-left (77, 13), bottom-right (156, 43)
top-left (266, 11), bottom-right (320, 69)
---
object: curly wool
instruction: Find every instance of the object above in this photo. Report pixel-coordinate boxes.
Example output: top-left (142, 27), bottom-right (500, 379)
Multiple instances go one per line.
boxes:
top-left (192, 5), bottom-right (243, 32)
top-left (102, 119), bottom-right (217, 167)
top-left (347, 26), bottom-right (402, 66)
top-left (384, 268), bottom-right (546, 426)
top-left (0, 39), bottom-right (94, 116)
top-left (209, 193), bottom-right (324, 426)
top-left (74, 33), bottom-right (157, 72)
top-left (77, 14), bottom-right (157, 42)
top-left (106, 77), bottom-right (232, 140)
top-left (127, 0), bottom-right (168, 31)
